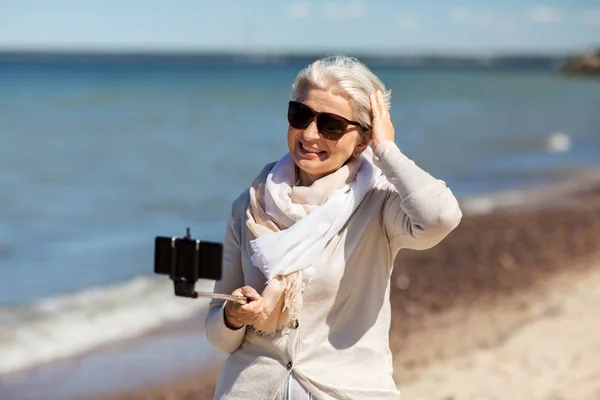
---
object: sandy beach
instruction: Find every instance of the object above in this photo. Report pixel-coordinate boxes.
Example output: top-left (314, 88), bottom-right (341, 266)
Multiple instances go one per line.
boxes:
top-left (78, 178), bottom-right (600, 400)
top-left (400, 258), bottom-right (600, 400)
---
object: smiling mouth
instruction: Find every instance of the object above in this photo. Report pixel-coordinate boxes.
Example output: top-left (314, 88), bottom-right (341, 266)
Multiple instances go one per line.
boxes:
top-left (299, 142), bottom-right (326, 156)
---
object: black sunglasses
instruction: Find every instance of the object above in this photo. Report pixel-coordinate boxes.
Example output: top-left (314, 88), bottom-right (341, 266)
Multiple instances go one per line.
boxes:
top-left (287, 101), bottom-right (365, 140)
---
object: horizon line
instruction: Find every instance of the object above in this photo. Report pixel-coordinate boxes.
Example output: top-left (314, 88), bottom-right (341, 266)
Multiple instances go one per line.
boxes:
top-left (0, 48), bottom-right (589, 59)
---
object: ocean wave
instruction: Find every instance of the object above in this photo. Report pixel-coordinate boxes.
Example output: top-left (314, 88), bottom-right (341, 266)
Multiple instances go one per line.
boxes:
top-left (0, 276), bottom-right (214, 376)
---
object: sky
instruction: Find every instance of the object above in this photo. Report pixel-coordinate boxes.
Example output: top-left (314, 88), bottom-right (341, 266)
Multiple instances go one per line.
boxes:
top-left (1, 0), bottom-right (599, 55)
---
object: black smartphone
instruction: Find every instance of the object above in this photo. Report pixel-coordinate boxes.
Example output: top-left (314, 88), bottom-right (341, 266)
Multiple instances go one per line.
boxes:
top-left (154, 236), bottom-right (222, 281)
top-left (153, 230), bottom-right (246, 302)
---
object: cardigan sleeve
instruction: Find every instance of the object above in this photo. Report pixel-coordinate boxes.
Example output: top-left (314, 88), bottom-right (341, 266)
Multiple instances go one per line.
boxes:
top-left (372, 140), bottom-right (462, 255)
top-left (205, 206), bottom-right (247, 354)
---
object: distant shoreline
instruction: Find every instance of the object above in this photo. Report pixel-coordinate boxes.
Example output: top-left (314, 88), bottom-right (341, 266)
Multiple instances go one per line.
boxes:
top-left (0, 50), bottom-right (570, 70)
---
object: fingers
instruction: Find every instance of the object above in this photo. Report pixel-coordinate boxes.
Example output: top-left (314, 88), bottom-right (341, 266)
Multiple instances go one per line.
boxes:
top-left (378, 90), bottom-right (389, 116)
top-left (376, 90), bottom-right (388, 115)
top-left (240, 286), bottom-right (261, 301)
top-left (369, 90), bottom-right (394, 151)
top-left (370, 90), bottom-right (388, 121)
top-left (225, 286), bottom-right (264, 327)
top-left (370, 92), bottom-right (380, 121)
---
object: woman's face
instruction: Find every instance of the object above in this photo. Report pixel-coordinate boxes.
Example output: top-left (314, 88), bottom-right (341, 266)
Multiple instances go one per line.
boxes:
top-left (287, 87), bottom-right (369, 186)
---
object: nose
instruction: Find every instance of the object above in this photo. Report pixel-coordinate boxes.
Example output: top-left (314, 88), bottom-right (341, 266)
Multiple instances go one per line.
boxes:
top-left (301, 120), bottom-right (320, 141)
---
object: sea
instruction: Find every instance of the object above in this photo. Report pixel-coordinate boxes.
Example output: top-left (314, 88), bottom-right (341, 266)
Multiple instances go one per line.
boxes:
top-left (0, 55), bottom-right (599, 397)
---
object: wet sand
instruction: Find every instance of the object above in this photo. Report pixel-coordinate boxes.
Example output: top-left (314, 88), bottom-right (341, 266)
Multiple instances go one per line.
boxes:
top-left (30, 181), bottom-right (600, 399)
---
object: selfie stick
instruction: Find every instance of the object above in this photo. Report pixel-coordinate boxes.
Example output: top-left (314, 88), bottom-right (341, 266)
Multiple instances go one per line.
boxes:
top-left (170, 228), bottom-right (247, 304)
top-left (195, 292), bottom-right (248, 304)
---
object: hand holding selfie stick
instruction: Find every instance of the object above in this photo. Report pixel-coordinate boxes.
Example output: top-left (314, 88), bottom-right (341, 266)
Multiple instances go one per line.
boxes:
top-left (154, 228), bottom-right (247, 304)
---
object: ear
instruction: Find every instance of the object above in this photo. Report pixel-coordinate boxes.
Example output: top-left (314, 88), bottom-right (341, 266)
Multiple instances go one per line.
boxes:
top-left (354, 129), bottom-right (372, 154)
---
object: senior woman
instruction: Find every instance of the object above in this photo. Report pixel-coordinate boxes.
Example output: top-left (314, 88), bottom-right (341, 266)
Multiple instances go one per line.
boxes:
top-left (206, 55), bottom-right (462, 400)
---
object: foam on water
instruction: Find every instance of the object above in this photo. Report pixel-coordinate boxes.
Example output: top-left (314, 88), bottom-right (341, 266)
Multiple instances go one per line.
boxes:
top-left (545, 132), bottom-right (571, 153)
top-left (0, 276), bottom-right (214, 375)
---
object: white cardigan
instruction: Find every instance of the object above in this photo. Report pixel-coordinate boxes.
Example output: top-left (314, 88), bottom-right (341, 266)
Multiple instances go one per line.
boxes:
top-left (206, 140), bottom-right (462, 400)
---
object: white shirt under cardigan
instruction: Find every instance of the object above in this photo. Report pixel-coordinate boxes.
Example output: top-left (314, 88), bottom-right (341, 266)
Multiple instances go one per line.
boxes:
top-left (206, 140), bottom-right (462, 400)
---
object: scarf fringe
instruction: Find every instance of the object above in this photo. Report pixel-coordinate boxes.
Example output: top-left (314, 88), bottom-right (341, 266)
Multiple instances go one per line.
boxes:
top-left (248, 320), bottom-right (299, 336)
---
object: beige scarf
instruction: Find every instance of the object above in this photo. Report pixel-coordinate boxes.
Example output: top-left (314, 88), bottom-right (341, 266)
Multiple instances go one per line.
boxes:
top-left (245, 150), bottom-right (377, 334)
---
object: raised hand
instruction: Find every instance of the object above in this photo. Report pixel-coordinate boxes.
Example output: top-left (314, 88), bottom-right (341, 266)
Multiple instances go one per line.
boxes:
top-left (369, 90), bottom-right (395, 152)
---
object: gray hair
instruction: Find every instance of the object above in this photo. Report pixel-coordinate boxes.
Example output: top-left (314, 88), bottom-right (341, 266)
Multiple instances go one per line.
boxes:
top-left (291, 55), bottom-right (391, 131)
